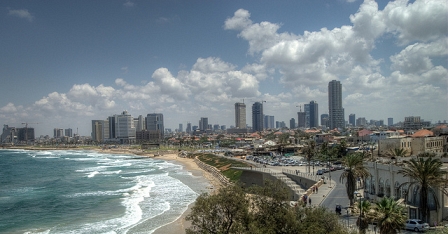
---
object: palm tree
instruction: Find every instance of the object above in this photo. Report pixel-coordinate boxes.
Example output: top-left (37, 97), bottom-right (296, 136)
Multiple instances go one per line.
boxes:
top-left (339, 153), bottom-right (370, 205)
top-left (387, 148), bottom-right (408, 157)
top-left (398, 156), bottom-right (448, 223)
top-left (356, 200), bottom-right (371, 234)
top-left (375, 197), bottom-right (406, 234)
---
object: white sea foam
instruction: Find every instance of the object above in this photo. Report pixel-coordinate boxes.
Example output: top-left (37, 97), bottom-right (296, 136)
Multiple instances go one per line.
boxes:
top-left (87, 171), bottom-right (99, 178)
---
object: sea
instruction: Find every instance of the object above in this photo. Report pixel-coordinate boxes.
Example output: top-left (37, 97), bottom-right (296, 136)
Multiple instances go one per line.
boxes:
top-left (0, 149), bottom-right (210, 234)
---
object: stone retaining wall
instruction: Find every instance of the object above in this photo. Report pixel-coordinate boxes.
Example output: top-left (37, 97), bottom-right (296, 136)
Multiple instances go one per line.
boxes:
top-left (194, 157), bottom-right (231, 186)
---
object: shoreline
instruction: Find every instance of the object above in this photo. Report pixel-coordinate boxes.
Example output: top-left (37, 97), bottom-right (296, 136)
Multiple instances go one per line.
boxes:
top-left (3, 147), bottom-right (222, 234)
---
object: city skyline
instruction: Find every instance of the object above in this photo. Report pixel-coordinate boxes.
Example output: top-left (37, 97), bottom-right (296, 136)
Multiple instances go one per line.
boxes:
top-left (1, 0), bottom-right (447, 136)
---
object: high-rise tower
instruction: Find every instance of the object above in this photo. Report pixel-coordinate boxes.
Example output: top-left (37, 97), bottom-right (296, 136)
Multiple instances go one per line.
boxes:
top-left (252, 102), bottom-right (264, 132)
top-left (328, 80), bottom-right (345, 129)
top-left (234, 102), bottom-right (246, 129)
top-left (309, 100), bottom-right (319, 128)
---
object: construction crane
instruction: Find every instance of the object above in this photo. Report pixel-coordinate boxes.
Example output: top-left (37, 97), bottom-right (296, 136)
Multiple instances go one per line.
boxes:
top-left (21, 122), bottom-right (38, 144)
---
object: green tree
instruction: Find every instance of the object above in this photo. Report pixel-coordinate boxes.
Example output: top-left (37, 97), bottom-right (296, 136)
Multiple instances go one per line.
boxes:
top-left (186, 180), bottom-right (353, 234)
top-left (295, 206), bottom-right (352, 234)
top-left (248, 180), bottom-right (300, 233)
top-left (186, 184), bottom-right (250, 234)
top-left (336, 140), bottom-right (348, 158)
top-left (339, 153), bottom-right (370, 206)
top-left (398, 156), bottom-right (448, 223)
top-left (375, 197), bottom-right (406, 234)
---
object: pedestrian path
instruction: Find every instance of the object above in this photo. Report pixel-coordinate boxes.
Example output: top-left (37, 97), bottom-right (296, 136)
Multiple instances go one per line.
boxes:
top-left (307, 178), bottom-right (337, 206)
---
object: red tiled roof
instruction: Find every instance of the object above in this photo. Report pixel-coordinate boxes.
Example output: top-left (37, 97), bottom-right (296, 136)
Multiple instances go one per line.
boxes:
top-left (411, 129), bottom-right (434, 138)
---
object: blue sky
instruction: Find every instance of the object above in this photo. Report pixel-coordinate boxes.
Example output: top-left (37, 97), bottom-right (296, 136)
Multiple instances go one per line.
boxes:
top-left (1, 0), bottom-right (447, 136)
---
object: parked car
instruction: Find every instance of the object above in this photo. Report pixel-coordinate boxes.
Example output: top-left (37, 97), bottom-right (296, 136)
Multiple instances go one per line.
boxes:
top-left (405, 219), bottom-right (429, 232)
top-left (316, 170), bottom-right (323, 175)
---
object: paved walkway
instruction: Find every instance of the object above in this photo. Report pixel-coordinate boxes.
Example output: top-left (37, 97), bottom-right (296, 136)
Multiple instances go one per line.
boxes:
top-left (307, 177), bottom-right (337, 206)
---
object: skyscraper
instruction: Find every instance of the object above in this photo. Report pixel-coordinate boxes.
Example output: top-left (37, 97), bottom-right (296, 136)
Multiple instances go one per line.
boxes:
top-left (388, 118), bottom-right (393, 126)
top-left (92, 120), bottom-right (104, 142)
top-left (234, 102), bottom-right (246, 129)
top-left (146, 113), bottom-right (164, 139)
top-left (304, 104), bottom-right (310, 128)
top-left (65, 128), bottom-right (73, 137)
top-left (252, 102), bottom-right (264, 132)
top-left (290, 118), bottom-right (296, 129)
top-left (328, 80), bottom-right (345, 129)
top-left (186, 122), bottom-right (191, 134)
top-left (297, 105), bottom-right (306, 128)
top-left (178, 123), bottom-right (183, 132)
top-left (321, 114), bottom-right (329, 127)
top-left (199, 117), bottom-right (208, 131)
top-left (349, 114), bottom-right (356, 126)
top-left (309, 101), bottom-right (319, 128)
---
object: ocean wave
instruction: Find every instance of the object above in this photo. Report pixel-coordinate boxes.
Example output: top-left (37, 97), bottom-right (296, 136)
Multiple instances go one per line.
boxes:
top-left (87, 171), bottom-right (99, 178)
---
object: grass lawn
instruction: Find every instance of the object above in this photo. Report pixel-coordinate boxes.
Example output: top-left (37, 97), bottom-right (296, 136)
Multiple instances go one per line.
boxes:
top-left (197, 154), bottom-right (250, 181)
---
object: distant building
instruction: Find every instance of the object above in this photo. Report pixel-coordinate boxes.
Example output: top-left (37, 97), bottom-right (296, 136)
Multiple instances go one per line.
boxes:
top-left (65, 128), bottom-right (73, 137)
top-left (146, 113), bottom-right (164, 141)
top-left (297, 112), bottom-right (306, 128)
top-left (290, 118), bottom-right (296, 129)
top-left (388, 118), bottom-right (393, 126)
top-left (403, 116), bottom-right (422, 130)
top-left (349, 114), bottom-right (356, 126)
top-left (264, 115), bottom-right (274, 129)
top-left (320, 114), bottom-right (329, 128)
top-left (18, 128), bottom-right (35, 143)
top-left (309, 100), bottom-right (319, 128)
top-left (356, 117), bottom-right (367, 127)
top-left (186, 122), bottom-right (192, 134)
top-left (91, 120), bottom-right (105, 142)
top-left (178, 123), bottom-right (183, 132)
top-left (252, 102), bottom-right (264, 132)
top-left (328, 80), bottom-right (345, 129)
top-left (134, 115), bottom-right (145, 132)
top-left (54, 128), bottom-right (64, 138)
top-left (116, 111), bottom-right (136, 142)
top-left (199, 117), bottom-right (208, 131)
top-left (304, 104), bottom-right (310, 128)
top-left (1, 125), bottom-right (17, 144)
top-left (235, 102), bottom-right (246, 129)
top-left (108, 115), bottom-right (116, 139)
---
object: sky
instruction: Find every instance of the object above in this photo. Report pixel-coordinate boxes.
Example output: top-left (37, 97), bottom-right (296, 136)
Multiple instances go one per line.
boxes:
top-left (0, 0), bottom-right (447, 137)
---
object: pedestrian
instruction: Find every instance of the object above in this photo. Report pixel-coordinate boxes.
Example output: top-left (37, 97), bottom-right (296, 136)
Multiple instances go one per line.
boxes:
top-left (312, 187), bottom-right (315, 193)
top-left (308, 197), bottom-right (311, 206)
top-left (316, 186), bottom-right (318, 193)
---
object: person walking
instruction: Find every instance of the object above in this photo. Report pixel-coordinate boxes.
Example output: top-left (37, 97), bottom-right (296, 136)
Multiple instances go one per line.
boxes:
top-left (308, 197), bottom-right (312, 206)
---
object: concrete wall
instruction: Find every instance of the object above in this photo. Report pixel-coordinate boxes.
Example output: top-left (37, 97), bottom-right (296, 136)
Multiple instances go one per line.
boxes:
top-left (239, 170), bottom-right (298, 200)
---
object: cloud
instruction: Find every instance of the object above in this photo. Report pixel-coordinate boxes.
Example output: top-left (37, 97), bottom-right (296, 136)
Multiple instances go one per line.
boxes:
top-left (390, 38), bottom-right (448, 74)
top-left (382, 0), bottom-right (448, 44)
top-left (123, 0), bottom-right (134, 7)
top-left (0, 103), bottom-right (19, 113)
top-left (8, 9), bottom-right (34, 22)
